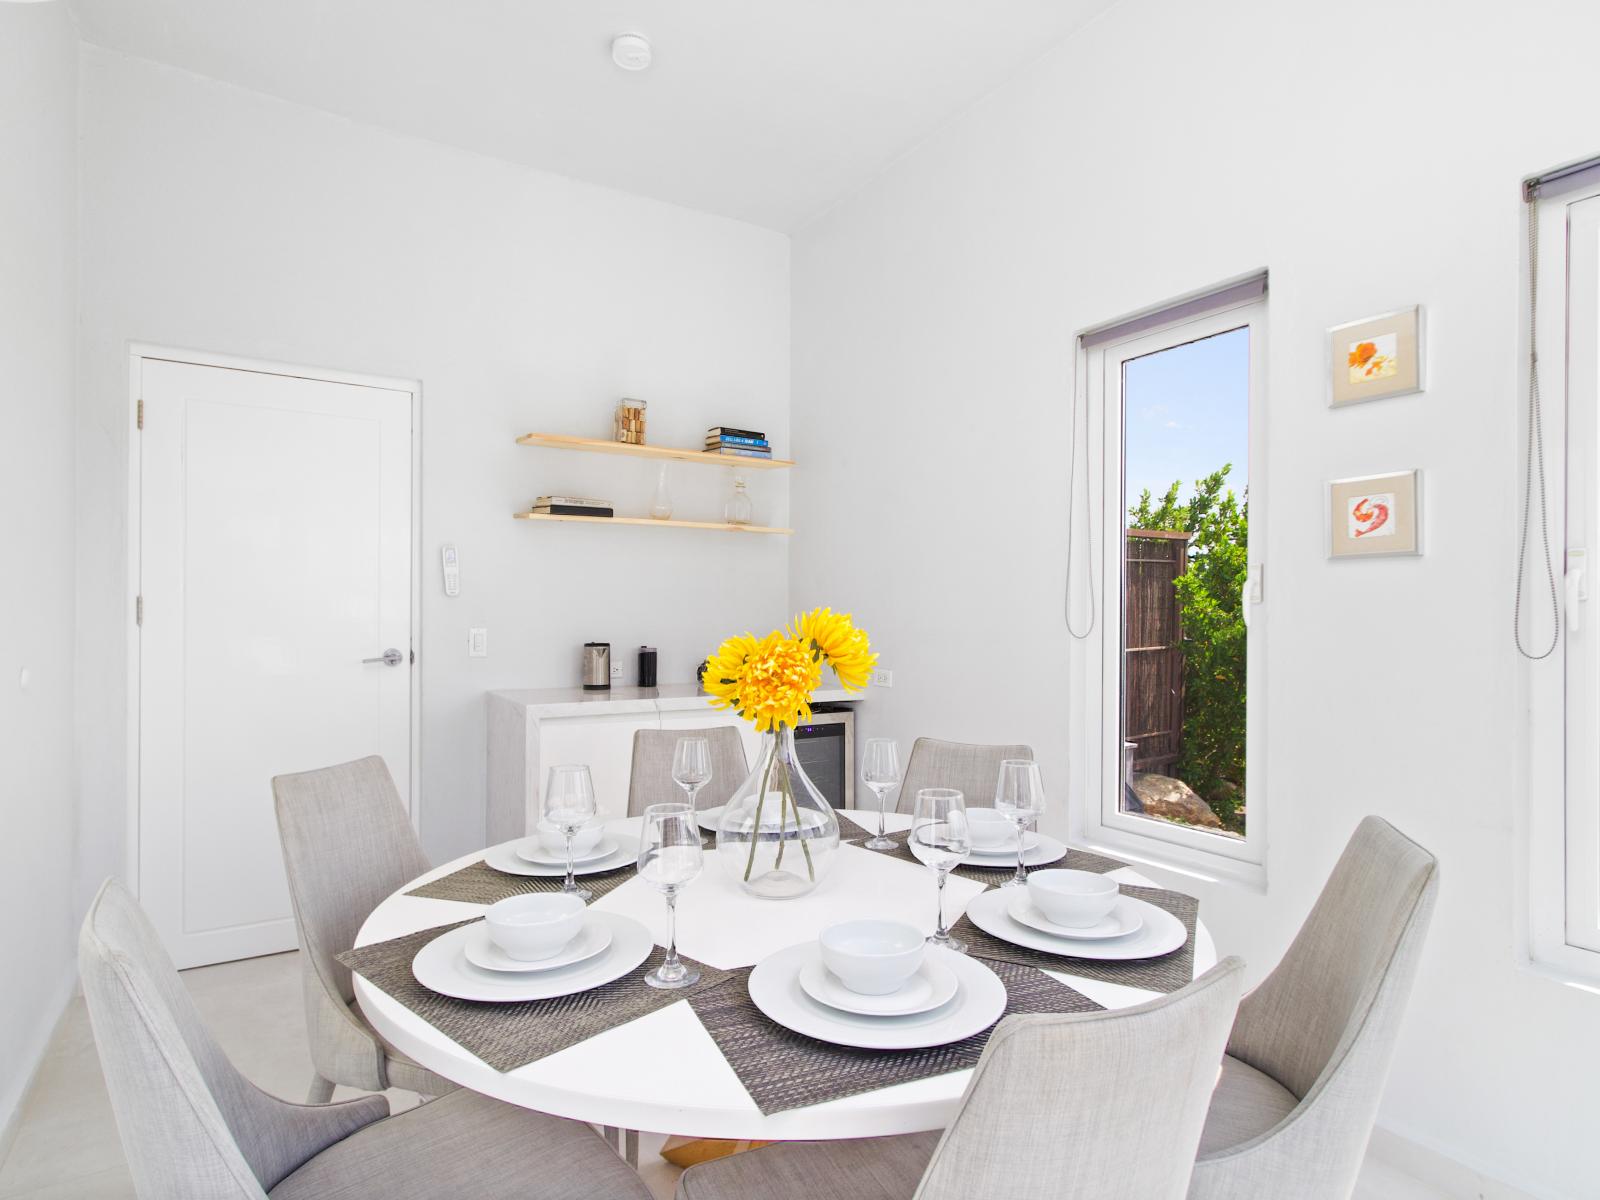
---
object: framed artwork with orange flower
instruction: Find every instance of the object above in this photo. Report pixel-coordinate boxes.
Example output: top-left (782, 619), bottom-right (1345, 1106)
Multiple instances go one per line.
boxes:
top-left (1328, 470), bottom-right (1421, 558)
top-left (1328, 306), bottom-right (1424, 407)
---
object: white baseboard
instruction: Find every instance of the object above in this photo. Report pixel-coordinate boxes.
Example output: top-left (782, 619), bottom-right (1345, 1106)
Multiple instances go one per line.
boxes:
top-left (0, 966), bottom-right (78, 1170)
top-left (1367, 1126), bottom-right (1546, 1200)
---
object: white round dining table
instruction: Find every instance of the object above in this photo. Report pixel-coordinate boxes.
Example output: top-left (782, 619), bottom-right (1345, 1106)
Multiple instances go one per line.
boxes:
top-left (353, 809), bottom-right (1216, 1142)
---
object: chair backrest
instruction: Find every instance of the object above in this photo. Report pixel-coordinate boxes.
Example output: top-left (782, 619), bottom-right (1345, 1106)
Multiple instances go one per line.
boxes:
top-left (1190, 817), bottom-right (1439, 1197)
top-left (272, 756), bottom-right (431, 1009)
top-left (915, 957), bottom-right (1246, 1200)
top-left (896, 738), bottom-right (1034, 813)
top-left (628, 726), bottom-right (749, 817)
top-left (1228, 817), bottom-right (1437, 1100)
top-left (78, 879), bottom-right (387, 1199)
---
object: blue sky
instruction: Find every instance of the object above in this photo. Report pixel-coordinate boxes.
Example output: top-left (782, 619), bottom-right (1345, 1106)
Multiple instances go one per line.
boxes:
top-left (1122, 326), bottom-right (1249, 514)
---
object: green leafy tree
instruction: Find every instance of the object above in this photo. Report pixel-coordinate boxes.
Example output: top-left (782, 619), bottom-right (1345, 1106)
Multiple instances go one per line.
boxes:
top-left (1129, 466), bottom-right (1247, 827)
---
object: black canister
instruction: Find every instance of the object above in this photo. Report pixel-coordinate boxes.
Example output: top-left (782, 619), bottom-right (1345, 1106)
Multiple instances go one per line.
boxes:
top-left (637, 646), bottom-right (658, 688)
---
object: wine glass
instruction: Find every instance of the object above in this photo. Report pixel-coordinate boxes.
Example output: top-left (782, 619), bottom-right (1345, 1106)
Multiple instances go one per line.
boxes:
top-left (859, 738), bottom-right (901, 851)
top-left (638, 803), bottom-right (703, 989)
top-left (911, 787), bottom-right (970, 953)
top-left (671, 737), bottom-right (713, 810)
top-left (995, 759), bottom-right (1045, 889)
top-left (542, 764), bottom-right (598, 902)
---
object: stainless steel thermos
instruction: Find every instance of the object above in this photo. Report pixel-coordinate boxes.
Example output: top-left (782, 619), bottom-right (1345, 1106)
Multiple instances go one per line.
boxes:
top-left (582, 642), bottom-right (610, 691)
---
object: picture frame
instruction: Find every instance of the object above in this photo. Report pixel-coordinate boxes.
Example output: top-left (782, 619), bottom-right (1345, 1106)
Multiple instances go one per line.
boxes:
top-left (1327, 305), bottom-right (1424, 407)
top-left (1328, 470), bottom-right (1421, 558)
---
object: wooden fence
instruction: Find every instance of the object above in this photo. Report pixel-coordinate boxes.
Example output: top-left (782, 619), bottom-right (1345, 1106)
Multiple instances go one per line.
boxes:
top-left (1124, 530), bottom-right (1191, 777)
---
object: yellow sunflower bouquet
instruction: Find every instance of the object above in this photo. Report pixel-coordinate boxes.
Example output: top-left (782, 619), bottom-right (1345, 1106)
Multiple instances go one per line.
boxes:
top-left (704, 609), bottom-right (875, 891)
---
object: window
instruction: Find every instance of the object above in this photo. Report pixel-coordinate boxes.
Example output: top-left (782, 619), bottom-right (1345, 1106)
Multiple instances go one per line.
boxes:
top-left (1070, 280), bottom-right (1266, 884)
top-left (1527, 165), bottom-right (1600, 979)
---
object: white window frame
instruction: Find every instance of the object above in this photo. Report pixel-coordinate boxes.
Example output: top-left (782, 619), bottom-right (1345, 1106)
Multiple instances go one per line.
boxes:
top-left (1068, 291), bottom-right (1268, 890)
top-left (1526, 174), bottom-right (1600, 981)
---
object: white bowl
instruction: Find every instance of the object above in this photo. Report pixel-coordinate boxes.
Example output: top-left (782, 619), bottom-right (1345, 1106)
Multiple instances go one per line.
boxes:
top-left (965, 807), bottom-right (1016, 850)
top-left (818, 919), bottom-right (925, 996)
top-left (1027, 869), bottom-right (1119, 929)
top-left (484, 893), bottom-right (586, 961)
top-left (538, 818), bottom-right (604, 856)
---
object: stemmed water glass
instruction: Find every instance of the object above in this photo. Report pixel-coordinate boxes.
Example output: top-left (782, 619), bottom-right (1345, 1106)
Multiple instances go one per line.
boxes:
top-left (543, 764), bottom-right (598, 902)
top-left (638, 803), bottom-right (703, 989)
top-left (859, 738), bottom-right (901, 851)
top-left (671, 737), bottom-right (713, 811)
top-left (911, 787), bottom-right (970, 953)
top-left (995, 759), bottom-right (1045, 889)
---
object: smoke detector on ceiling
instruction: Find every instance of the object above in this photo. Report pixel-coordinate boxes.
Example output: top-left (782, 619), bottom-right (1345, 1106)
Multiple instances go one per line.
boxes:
top-left (611, 34), bottom-right (652, 72)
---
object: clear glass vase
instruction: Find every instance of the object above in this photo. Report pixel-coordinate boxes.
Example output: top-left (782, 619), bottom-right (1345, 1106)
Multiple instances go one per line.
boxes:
top-left (716, 727), bottom-right (841, 899)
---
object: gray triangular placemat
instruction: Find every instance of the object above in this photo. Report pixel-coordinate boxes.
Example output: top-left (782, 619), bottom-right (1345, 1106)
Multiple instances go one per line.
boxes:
top-left (687, 958), bottom-right (1103, 1116)
top-left (339, 920), bottom-right (729, 1072)
top-left (406, 860), bottom-right (637, 905)
top-left (856, 828), bottom-right (1128, 882)
top-left (951, 884), bottom-right (1198, 993)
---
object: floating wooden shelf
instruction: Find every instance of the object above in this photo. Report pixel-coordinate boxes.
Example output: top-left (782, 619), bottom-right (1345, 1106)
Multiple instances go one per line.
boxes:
top-left (516, 432), bottom-right (793, 470)
top-left (514, 512), bottom-right (792, 535)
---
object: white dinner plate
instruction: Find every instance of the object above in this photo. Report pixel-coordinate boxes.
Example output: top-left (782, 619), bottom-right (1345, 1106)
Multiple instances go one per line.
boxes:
top-left (1006, 893), bottom-right (1144, 941)
top-left (749, 943), bottom-right (1004, 1049)
top-left (461, 917), bottom-right (613, 974)
top-left (797, 952), bottom-right (960, 1017)
top-left (483, 836), bottom-right (638, 878)
top-left (412, 912), bottom-right (651, 1002)
top-left (513, 836), bottom-right (620, 867)
top-left (908, 832), bottom-right (1068, 870)
top-left (965, 888), bottom-right (1186, 961)
top-left (966, 832), bottom-right (1040, 859)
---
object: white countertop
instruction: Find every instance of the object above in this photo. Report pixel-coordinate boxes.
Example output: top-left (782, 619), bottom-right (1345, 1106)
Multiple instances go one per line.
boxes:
top-left (490, 682), bottom-right (860, 719)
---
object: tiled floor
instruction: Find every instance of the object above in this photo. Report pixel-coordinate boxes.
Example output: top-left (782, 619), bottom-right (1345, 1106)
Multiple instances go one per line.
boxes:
top-left (1, 950), bottom-right (1455, 1199)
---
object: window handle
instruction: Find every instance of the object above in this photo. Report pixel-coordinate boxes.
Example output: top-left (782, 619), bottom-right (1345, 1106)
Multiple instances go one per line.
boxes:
top-left (1241, 564), bottom-right (1262, 628)
top-left (1568, 550), bottom-right (1587, 635)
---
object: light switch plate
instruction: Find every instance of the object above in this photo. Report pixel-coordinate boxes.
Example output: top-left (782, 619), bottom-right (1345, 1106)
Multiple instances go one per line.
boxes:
top-left (468, 627), bottom-right (487, 657)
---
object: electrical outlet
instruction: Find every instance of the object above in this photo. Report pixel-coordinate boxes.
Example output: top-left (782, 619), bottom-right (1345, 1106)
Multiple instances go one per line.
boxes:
top-left (610, 664), bottom-right (623, 679)
top-left (873, 669), bottom-right (894, 688)
top-left (468, 627), bottom-right (488, 657)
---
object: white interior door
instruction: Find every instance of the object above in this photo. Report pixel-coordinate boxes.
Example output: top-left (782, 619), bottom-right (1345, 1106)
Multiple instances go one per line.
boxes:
top-left (138, 357), bottom-right (413, 968)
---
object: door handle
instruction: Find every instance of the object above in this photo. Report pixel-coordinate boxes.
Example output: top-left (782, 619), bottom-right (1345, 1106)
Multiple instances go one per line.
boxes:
top-left (363, 648), bottom-right (405, 666)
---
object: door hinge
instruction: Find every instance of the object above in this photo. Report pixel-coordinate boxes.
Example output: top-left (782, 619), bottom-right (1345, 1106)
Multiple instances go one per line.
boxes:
top-left (136, 399), bottom-right (144, 430)
top-left (135, 595), bottom-right (143, 626)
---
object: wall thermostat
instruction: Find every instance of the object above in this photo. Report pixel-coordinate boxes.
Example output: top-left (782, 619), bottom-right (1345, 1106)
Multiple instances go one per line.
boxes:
top-left (441, 544), bottom-right (460, 597)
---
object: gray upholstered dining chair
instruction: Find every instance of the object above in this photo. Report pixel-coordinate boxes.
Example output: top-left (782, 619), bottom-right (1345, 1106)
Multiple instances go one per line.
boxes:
top-left (678, 956), bottom-right (1247, 1200)
top-left (272, 756), bottom-right (454, 1103)
top-left (895, 737), bottom-right (1034, 813)
top-left (1188, 816), bottom-right (1439, 1199)
top-left (628, 726), bottom-right (749, 817)
top-left (79, 878), bottom-right (651, 1200)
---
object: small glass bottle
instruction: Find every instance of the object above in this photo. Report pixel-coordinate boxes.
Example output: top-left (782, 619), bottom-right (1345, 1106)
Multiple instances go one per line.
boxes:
top-left (724, 474), bottom-right (753, 526)
top-left (649, 464), bottom-right (673, 520)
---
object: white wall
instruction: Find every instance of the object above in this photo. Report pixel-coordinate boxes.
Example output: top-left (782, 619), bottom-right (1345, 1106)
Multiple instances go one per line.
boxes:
top-left (0, 1), bottom-right (79, 1135)
top-left (76, 47), bottom-right (791, 873)
top-left (790, 0), bottom-right (1600, 1195)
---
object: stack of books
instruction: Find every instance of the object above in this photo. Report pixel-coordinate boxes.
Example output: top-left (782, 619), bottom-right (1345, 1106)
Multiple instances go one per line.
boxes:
top-left (528, 495), bottom-right (614, 517)
top-left (705, 427), bottom-right (772, 459)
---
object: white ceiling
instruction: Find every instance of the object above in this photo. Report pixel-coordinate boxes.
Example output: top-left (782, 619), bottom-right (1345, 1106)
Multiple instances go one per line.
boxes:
top-left (71, 0), bottom-right (1116, 231)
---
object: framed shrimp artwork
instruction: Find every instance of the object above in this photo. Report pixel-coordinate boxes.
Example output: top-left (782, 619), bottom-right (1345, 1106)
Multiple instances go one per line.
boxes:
top-left (1328, 471), bottom-right (1421, 558)
top-left (1328, 306), bottom-right (1424, 407)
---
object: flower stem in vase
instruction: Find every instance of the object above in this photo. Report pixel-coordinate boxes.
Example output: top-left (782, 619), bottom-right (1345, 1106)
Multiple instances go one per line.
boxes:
top-left (744, 738), bottom-right (777, 882)
top-left (773, 755), bottom-right (789, 872)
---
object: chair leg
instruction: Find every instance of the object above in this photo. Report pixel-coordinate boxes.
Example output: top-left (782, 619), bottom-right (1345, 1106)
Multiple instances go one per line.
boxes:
top-left (306, 1074), bottom-right (336, 1105)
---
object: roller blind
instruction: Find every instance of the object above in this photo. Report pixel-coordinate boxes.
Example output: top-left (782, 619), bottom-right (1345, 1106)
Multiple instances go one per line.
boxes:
top-left (1080, 273), bottom-right (1267, 351)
